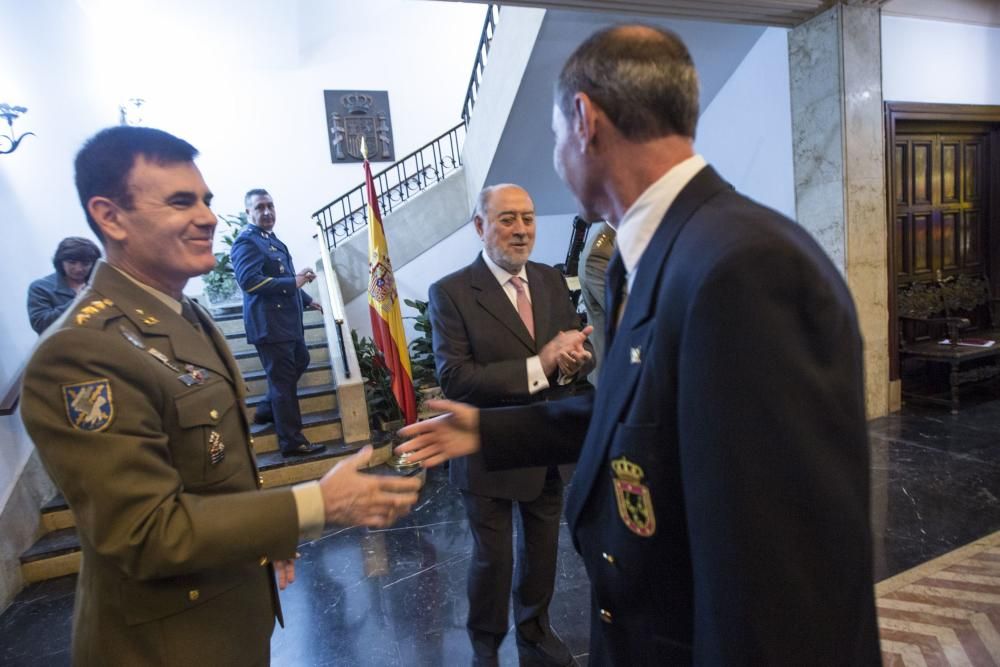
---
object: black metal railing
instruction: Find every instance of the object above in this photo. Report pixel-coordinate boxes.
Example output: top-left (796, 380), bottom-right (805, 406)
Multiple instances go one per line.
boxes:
top-left (334, 319), bottom-right (350, 378)
top-left (461, 4), bottom-right (500, 126)
top-left (313, 121), bottom-right (467, 249)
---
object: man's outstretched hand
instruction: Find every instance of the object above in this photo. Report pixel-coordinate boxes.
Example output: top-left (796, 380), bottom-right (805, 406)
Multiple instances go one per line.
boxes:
top-left (395, 400), bottom-right (481, 468)
top-left (318, 445), bottom-right (422, 528)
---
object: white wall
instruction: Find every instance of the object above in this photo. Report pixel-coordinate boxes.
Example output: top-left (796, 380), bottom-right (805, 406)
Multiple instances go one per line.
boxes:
top-left (0, 0), bottom-right (485, 509)
top-left (882, 15), bottom-right (1000, 104)
top-left (696, 27), bottom-right (796, 220)
top-left (345, 26), bottom-right (801, 347)
top-left (344, 213), bottom-right (577, 342)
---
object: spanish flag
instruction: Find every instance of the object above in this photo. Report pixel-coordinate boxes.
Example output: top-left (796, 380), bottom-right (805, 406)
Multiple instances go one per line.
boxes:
top-left (363, 139), bottom-right (418, 424)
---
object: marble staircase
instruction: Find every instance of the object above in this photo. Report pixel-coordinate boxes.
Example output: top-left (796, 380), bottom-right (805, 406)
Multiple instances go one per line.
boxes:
top-left (19, 306), bottom-right (388, 584)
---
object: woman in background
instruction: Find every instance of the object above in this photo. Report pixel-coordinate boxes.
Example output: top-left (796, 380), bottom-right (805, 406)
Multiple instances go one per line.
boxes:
top-left (27, 237), bottom-right (101, 334)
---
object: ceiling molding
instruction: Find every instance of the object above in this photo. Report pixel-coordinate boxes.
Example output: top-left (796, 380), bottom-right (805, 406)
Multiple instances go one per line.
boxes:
top-left (882, 0), bottom-right (1000, 28)
top-left (446, 1), bottom-right (890, 28)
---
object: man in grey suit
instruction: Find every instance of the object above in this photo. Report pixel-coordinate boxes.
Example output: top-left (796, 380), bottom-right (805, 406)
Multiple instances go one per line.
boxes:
top-left (429, 184), bottom-right (593, 666)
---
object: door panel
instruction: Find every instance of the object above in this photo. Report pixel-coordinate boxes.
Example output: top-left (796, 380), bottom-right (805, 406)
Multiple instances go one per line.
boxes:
top-left (893, 132), bottom-right (990, 284)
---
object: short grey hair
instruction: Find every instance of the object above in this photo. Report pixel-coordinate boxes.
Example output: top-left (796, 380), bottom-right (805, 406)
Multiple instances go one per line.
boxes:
top-left (472, 183), bottom-right (521, 222)
top-left (555, 24), bottom-right (699, 141)
top-left (244, 188), bottom-right (270, 209)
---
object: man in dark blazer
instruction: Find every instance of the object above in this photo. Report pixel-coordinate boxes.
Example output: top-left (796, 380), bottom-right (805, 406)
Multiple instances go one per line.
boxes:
top-left (21, 126), bottom-right (421, 666)
top-left (430, 184), bottom-right (594, 667)
top-left (400, 25), bottom-right (880, 666)
top-left (231, 189), bottom-right (325, 457)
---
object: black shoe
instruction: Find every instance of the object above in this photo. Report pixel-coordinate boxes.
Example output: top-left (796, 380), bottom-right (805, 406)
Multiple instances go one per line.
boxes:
top-left (516, 631), bottom-right (574, 667)
top-left (281, 442), bottom-right (326, 457)
top-left (253, 412), bottom-right (274, 425)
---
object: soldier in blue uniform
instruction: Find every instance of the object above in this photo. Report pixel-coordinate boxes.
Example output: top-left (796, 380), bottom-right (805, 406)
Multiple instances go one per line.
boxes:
top-left (231, 189), bottom-right (326, 457)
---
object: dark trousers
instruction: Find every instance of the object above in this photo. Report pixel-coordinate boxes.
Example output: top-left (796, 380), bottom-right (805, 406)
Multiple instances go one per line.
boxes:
top-left (461, 471), bottom-right (564, 651)
top-left (254, 338), bottom-right (309, 452)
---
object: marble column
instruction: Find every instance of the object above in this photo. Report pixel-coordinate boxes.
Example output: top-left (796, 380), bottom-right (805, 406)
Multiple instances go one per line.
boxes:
top-left (789, 2), bottom-right (891, 419)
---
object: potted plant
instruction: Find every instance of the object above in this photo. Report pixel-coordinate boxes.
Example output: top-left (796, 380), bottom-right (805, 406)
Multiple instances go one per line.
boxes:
top-left (403, 298), bottom-right (438, 385)
top-left (351, 329), bottom-right (405, 431)
top-left (403, 298), bottom-right (444, 414)
top-left (203, 212), bottom-right (249, 309)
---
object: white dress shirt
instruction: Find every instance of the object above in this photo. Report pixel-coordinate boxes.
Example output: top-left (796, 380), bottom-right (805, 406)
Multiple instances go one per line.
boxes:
top-left (480, 250), bottom-right (552, 394)
top-left (616, 154), bottom-right (707, 294)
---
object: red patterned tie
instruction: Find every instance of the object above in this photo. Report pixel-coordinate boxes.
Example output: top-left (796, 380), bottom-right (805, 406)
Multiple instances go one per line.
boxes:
top-left (509, 276), bottom-right (534, 339)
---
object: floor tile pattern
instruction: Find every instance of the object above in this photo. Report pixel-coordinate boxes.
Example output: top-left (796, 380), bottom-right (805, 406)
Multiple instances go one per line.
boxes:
top-left (878, 531), bottom-right (1000, 666)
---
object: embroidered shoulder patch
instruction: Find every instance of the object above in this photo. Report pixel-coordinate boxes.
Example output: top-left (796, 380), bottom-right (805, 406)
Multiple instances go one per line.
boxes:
top-left (62, 379), bottom-right (114, 431)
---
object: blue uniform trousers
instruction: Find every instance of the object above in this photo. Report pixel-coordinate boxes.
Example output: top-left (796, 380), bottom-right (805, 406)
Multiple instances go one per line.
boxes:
top-left (254, 338), bottom-right (310, 452)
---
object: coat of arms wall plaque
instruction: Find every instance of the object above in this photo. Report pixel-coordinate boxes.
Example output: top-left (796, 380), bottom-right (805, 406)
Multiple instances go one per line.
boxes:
top-left (324, 90), bottom-right (395, 163)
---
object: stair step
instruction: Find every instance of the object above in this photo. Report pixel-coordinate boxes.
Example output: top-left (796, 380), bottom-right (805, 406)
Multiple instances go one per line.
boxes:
top-left (19, 440), bottom-right (394, 583)
top-left (243, 362), bottom-right (334, 396)
top-left (41, 494), bottom-right (73, 532)
top-left (213, 309), bottom-right (324, 335)
top-left (256, 439), bottom-right (366, 487)
top-left (250, 408), bottom-right (342, 454)
top-left (234, 342), bottom-right (330, 373)
top-left (246, 385), bottom-right (338, 428)
top-left (20, 527), bottom-right (82, 583)
top-left (226, 323), bottom-right (327, 354)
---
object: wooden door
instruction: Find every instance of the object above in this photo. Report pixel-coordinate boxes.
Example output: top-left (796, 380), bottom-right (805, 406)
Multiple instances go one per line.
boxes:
top-left (885, 103), bottom-right (1000, 381)
top-left (893, 128), bottom-right (990, 283)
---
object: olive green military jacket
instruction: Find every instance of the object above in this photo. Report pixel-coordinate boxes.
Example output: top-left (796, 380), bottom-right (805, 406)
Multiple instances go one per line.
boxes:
top-left (21, 262), bottom-right (300, 666)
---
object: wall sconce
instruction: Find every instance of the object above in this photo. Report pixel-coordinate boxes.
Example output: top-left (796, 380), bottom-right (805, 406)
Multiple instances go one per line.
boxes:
top-left (119, 98), bottom-right (146, 126)
top-left (0, 103), bottom-right (35, 155)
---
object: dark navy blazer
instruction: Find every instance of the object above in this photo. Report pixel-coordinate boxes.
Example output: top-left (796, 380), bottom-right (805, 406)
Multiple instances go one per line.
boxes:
top-left (27, 272), bottom-right (78, 334)
top-left (230, 225), bottom-right (313, 345)
top-left (477, 167), bottom-right (880, 666)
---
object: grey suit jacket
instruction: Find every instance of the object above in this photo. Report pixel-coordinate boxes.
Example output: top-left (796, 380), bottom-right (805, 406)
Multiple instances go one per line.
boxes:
top-left (429, 255), bottom-right (593, 501)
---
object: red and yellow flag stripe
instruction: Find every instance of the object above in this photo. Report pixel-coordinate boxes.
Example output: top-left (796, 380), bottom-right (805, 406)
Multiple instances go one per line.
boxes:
top-left (364, 154), bottom-right (417, 424)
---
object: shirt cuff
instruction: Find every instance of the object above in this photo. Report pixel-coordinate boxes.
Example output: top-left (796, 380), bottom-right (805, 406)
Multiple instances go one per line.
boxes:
top-left (556, 370), bottom-right (576, 386)
top-left (292, 481), bottom-right (325, 542)
top-left (526, 356), bottom-right (550, 395)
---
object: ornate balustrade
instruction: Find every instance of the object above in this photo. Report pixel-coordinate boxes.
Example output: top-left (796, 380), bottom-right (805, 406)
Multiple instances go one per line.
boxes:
top-left (312, 122), bottom-right (467, 249)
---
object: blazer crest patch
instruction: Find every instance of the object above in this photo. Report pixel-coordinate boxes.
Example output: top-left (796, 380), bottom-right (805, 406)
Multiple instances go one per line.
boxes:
top-left (611, 456), bottom-right (656, 537)
top-left (63, 379), bottom-right (114, 432)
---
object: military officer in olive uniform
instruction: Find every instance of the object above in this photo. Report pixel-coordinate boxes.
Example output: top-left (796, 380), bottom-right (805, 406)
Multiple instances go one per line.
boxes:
top-left (20, 126), bottom-right (421, 666)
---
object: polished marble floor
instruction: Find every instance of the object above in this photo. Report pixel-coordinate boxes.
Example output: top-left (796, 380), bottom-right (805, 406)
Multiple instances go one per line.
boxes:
top-left (1, 400), bottom-right (999, 666)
